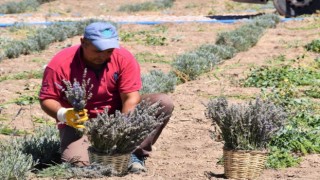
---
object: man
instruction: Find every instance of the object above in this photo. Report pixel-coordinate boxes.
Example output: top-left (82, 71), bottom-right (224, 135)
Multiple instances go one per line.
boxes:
top-left (39, 21), bottom-right (174, 173)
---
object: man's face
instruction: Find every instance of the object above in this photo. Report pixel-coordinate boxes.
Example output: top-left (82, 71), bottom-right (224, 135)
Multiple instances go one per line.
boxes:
top-left (81, 38), bottom-right (114, 67)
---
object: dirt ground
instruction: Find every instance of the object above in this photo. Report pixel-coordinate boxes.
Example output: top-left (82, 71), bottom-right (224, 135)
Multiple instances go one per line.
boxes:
top-left (0, 0), bottom-right (319, 179)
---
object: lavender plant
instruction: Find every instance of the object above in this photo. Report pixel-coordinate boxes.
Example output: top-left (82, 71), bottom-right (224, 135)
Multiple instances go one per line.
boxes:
top-left (141, 70), bottom-right (177, 94)
top-left (85, 100), bottom-right (166, 155)
top-left (195, 44), bottom-right (236, 61)
top-left (62, 69), bottom-right (93, 112)
top-left (0, 125), bottom-right (60, 179)
top-left (37, 163), bottom-right (113, 178)
top-left (0, 141), bottom-right (34, 180)
top-left (172, 52), bottom-right (215, 81)
top-left (0, 0), bottom-right (56, 14)
top-left (206, 97), bottom-right (287, 151)
top-left (17, 125), bottom-right (61, 167)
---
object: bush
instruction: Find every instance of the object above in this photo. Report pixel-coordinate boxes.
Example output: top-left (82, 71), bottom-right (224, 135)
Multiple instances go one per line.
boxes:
top-left (118, 0), bottom-right (174, 12)
top-left (17, 125), bottom-right (61, 167)
top-left (2, 20), bottom-right (102, 59)
top-left (0, 125), bottom-right (60, 179)
top-left (141, 70), bottom-right (177, 94)
top-left (37, 163), bottom-right (113, 178)
top-left (195, 44), bottom-right (236, 60)
top-left (215, 14), bottom-right (280, 52)
top-left (252, 14), bottom-right (280, 28)
top-left (0, 141), bottom-right (34, 180)
top-left (172, 52), bottom-right (216, 81)
top-left (0, 0), bottom-right (56, 14)
top-left (243, 66), bottom-right (320, 88)
top-left (216, 24), bottom-right (264, 52)
top-left (305, 39), bottom-right (320, 53)
top-left (266, 147), bottom-right (301, 169)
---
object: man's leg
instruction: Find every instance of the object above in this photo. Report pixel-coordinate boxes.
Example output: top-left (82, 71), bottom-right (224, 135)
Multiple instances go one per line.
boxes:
top-left (59, 126), bottom-right (90, 166)
top-left (129, 93), bottom-right (174, 172)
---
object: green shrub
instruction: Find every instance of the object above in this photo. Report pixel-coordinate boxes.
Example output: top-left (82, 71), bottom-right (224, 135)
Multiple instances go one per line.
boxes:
top-left (119, 2), bottom-right (157, 12)
top-left (45, 24), bottom-right (80, 42)
top-left (37, 163), bottom-right (113, 178)
top-left (243, 66), bottom-right (320, 88)
top-left (216, 24), bottom-right (264, 52)
top-left (2, 20), bottom-right (101, 59)
top-left (0, 0), bottom-right (39, 14)
top-left (141, 70), bottom-right (177, 94)
top-left (215, 14), bottom-right (279, 52)
top-left (195, 44), bottom-right (236, 60)
top-left (172, 52), bottom-right (217, 81)
top-left (305, 86), bottom-right (320, 98)
top-left (0, 142), bottom-right (34, 180)
top-left (270, 126), bottom-right (320, 155)
top-left (258, 74), bottom-right (320, 168)
top-left (36, 163), bottom-right (73, 179)
top-left (17, 125), bottom-right (61, 167)
top-left (118, 0), bottom-right (174, 12)
top-left (252, 14), bottom-right (280, 28)
top-left (266, 147), bottom-right (301, 169)
top-left (0, 0), bottom-right (56, 14)
top-left (4, 41), bottom-right (24, 58)
top-left (305, 39), bottom-right (320, 53)
top-left (145, 34), bottom-right (167, 46)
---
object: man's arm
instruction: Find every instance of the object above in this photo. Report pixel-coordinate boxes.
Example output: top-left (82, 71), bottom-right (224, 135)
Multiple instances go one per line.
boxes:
top-left (120, 91), bottom-right (141, 114)
top-left (40, 99), bottom-right (63, 119)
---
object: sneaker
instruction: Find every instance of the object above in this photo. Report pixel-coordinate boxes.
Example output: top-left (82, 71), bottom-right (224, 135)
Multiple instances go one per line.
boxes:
top-left (128, 154), bottom-right (147, 173)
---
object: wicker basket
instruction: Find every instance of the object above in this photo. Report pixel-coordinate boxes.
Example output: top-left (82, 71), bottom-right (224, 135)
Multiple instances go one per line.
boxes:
top-left (88, 147), bottom-right (131, 175)
top-left (223, 149), bottom-right (267, 180)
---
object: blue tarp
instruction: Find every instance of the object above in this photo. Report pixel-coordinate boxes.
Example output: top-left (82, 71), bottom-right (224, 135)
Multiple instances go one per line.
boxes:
top-left (0, 17), bottom-right (303, 27)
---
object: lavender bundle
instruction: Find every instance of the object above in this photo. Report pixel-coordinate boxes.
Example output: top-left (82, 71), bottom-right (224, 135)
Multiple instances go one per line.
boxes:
top-left (85, 100), bottom-right (166, 155)
top-left (206, 97), bottom-right (287, 151)
top-left (62, 69), bottom-right (93, 112)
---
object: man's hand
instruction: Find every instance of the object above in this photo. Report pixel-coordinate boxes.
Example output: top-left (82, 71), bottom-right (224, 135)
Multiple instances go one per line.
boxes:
top-left (57, 108), bottom-right (89, 129)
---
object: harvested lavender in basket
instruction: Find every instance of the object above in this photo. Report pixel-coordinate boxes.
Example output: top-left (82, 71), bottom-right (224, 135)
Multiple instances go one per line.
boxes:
top-left (62, 68), bottom-right (93, 112)
top-left (85, 100), bottom-right (166, 155)
top-left (206, 97), bottom-right (287, 151)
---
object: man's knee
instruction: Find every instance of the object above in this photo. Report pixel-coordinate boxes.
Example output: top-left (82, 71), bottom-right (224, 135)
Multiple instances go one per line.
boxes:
top-left (59, 127), bottom-right (90, 167)
top-left (158, 94), bottom-right (174, 113)
top-left (142, 93), bottom-right (174, 113)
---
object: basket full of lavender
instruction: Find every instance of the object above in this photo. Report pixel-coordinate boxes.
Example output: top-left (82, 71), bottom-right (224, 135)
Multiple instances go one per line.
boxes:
top-left (206, 97), bottom-right (287, 179)
top-left (85, 100), bottom-right (166, 175)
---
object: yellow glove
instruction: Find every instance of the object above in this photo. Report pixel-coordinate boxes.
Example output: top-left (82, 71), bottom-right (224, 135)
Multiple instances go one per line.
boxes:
top-left (57, 108), bottom-right (89, 129)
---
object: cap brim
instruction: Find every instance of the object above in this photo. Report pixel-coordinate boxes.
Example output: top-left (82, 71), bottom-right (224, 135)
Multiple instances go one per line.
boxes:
top-left (91, 38), bottom-right (120, 51)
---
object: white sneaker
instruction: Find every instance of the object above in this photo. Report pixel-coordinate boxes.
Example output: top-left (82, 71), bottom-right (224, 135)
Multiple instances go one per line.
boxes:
top-left (128, 154), bottom-right (147, 173)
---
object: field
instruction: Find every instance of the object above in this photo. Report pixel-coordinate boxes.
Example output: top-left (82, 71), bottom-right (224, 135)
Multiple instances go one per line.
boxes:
top-left (0, 0), bottom-right (319, 179)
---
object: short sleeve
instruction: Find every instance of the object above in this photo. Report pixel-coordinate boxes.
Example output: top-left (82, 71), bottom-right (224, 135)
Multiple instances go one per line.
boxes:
top-left (39, 67), bottom-right (64, 101)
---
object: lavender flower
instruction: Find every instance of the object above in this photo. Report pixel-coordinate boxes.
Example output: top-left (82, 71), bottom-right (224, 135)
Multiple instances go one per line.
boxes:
top-left (85, 100), bottom-right (166, 155)
top-left (206, 97), bottom-right (287, 151)
top-left (62, 69), bottom-right (93, 112)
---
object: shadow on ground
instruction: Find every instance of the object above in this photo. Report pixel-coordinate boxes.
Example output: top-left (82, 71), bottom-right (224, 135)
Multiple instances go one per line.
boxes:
top-left (206, 13), bottom-right (265, 20)
top-left (204, 171), bottom-right (227, 179)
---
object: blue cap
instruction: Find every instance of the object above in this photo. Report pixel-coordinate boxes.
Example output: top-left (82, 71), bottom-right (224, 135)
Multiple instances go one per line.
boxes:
top-left (84, 22), bottom-right (119, 51)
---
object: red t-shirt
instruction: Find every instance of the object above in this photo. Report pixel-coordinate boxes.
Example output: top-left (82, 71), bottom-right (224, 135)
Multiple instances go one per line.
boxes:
top-left (39, 45), bottom-right (142, 128)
